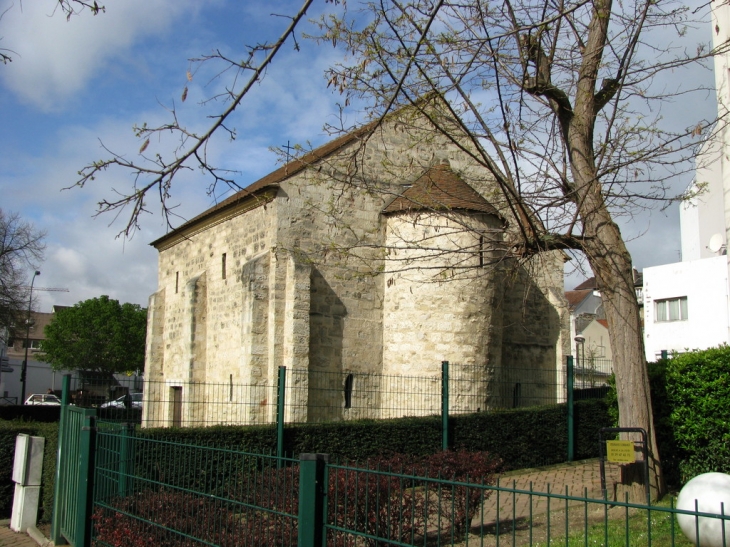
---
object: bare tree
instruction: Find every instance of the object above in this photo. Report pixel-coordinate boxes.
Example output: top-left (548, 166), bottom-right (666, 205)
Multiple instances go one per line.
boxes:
top-left (0, 209), bottom-right (46, 332)
top-left (0, 1), bottom-right (104, 64)
top-left (75, 0), bottom-right (315, 238)
top-left (306, 0), bottom-right (725, 497)
top-left (72, 0), bottom-right (723, 497)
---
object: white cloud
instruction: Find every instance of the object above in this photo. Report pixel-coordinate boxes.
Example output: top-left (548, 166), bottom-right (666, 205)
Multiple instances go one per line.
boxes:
top-left (0, 0), bottom-right (198, 110)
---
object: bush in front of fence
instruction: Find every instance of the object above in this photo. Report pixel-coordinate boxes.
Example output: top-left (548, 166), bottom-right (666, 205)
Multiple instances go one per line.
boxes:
top-left (606, 348), bottom-right (730, 489)
top-left (0, 405), bottom-right (61, 422)
top-left (450, 398), bottom-right (610, 469)
top-left (664, 345), bottom-right (730, 482)
top-left (130, 398), bottom-right (611, 479)
top-left (93, 449), bottom-right (499, 547)
top-left (326, 450), bottom-right (501, 544)
top-left (93, 490), bottom-right (284, 547)
top-left (0, 419), bottom-right (58, 522)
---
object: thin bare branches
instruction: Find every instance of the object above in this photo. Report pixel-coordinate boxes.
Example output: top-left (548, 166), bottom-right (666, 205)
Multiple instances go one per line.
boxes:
top-left (74, 0), bottom-right (315, 238)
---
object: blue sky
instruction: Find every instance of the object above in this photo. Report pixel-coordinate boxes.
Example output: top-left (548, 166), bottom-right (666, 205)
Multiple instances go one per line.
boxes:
top-left (0, 0), bottom-right (350, 310)
top-left (0, 0), bottom-right (718, 311)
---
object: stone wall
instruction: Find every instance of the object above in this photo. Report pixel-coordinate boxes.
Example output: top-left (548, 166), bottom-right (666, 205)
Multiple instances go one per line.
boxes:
top-left (144, 106), bottom-right (569, 426)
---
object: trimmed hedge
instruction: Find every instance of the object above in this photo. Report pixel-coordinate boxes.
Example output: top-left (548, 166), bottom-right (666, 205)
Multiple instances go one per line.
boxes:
top-left (0, 405), bottom-right (61, 422)
top-left (606, 347), bottom-right (730, 488)
top-left (0, 419), bottom-right (58, 522)
top-left (665, 346), bottom-right (730, 481)
top-left (134, 398), bottom-right (611, 470)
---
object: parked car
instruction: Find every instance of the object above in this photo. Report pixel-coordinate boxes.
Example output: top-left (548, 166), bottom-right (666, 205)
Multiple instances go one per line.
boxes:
top-left (24, 393), bottom-right (61, 406)
top-left (100, 392), bottom-right (143, 409)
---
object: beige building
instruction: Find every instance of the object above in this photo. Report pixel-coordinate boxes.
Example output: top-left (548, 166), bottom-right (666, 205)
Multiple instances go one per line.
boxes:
top-left (144, 104), bottom-right (570, 426)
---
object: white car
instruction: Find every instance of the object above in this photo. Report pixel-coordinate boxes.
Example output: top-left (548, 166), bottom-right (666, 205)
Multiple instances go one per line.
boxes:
top-left (24, 393), bottom-right (61, 406)
top-left (100, 392), bottom-right (143, 409)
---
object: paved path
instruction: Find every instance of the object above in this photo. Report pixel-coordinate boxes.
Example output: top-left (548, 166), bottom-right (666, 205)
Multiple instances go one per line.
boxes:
top-left (476, 458), bottom-right (622, 527)
top-left (0, 521), bottom-right (49, 547)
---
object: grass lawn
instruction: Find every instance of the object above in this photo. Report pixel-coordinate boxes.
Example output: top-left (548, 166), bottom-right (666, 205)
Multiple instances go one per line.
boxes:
top-left (531, 496), bottom-right (694, 547)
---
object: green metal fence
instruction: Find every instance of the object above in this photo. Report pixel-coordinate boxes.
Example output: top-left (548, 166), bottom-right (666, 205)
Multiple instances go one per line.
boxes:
top-left (322, 460), bottom-right (730, 547)
top-left (51, 375), bottom-right (97, 547)
top-left (46, 383), bottom-right (727, 547)
top-left (63, 357), bottom-right (600, 470)
top-left (67, 358), bottom-right (596, 428)
top-left (92, 428), bottom-right (300, 547)
top-left (82, 424), bottom-right (730, 547)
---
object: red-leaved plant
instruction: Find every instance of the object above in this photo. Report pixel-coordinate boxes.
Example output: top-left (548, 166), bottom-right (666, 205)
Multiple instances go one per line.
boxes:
top-left (93, 450), bottom-right (500, 547)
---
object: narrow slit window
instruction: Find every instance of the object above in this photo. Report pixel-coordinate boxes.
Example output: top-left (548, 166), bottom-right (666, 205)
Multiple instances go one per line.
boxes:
top-left (175, 272), bottom-right (179, 294)
top-left (222, 253), bottom-right (227, 280)
top-left (344, 373), bottom-right (354, 409)
top-left (512, 382), bottom-right (522, 408)
top-left (479, 235), bottom-right (485, 267)
top-left (171, 386), bottom-right (182, 427)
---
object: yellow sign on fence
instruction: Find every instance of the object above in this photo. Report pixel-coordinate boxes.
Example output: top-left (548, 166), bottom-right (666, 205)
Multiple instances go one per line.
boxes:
top-left (606, 440), bottom-right (635, 462)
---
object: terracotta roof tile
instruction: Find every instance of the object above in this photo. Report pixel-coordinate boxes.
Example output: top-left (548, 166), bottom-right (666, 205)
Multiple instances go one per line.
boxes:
top-left (573, 269), bottom-right (642, 291)
top-left (573, 278), bottom-right (597, 291)
top-left (382, 162), bottom-right (501, 218)
top-left (565, 289), bottom-right (592, 308)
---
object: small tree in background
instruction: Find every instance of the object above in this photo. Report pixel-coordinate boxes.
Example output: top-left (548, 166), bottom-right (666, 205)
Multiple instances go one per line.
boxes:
top-left (39, 295), bottom-right (146, 375)
top-left (0, 209), bottom-right (46, 333)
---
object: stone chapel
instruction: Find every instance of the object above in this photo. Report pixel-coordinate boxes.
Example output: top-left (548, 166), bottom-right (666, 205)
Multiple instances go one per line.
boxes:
top-left (143, 101), bottom-right (570, 426)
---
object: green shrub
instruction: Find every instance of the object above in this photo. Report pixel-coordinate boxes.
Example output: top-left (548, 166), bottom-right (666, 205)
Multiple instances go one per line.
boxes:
top-left (132, 398), bottom-right (610, 480)
top-left (93, 450), bottom-right (501, 547)
top-left (665, 345), bottom-right (730, 481)
top-left (0, 406), bottom-right (61, 422)
top-left (0, 419), bottom-right (59, 522)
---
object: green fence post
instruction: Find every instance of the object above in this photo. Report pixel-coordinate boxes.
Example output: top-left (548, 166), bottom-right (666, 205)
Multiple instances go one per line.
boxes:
top-left (76, 413), bottom-right (97, 547)
top-left (442, 361), bottom-right (449, 451)
top-left (277, 366), bottom-right (286, 468)
top-left (298, 453), bottom-right (328, 547)
top-left (567, 355), bottom-right (574, 462)
top-left (51, 374), bottom-right (71, 545)
top-left (118, 422), bottom-right (135, 497)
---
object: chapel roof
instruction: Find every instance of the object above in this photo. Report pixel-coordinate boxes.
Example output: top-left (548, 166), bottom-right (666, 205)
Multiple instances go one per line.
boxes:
top-left (382, 161), bottom-right (503, 220)
top-left (150, 119), bottom-right (381, 248)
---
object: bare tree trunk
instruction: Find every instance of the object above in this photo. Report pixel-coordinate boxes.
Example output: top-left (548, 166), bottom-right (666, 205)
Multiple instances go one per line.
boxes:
top-left (554, 0), bottom-right (664, 498)
top-left (582, 210), bottom-right (665, 500)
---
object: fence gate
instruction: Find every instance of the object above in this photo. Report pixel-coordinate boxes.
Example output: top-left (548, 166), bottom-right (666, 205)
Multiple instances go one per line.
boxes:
top-left (51, 376), bottom-right (97, 547)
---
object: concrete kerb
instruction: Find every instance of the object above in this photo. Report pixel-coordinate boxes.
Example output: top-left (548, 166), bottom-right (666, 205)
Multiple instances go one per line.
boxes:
top-left (0, 520), bottom-right (52, 547)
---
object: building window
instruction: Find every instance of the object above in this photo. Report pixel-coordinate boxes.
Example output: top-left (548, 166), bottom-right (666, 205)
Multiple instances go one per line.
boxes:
top-left (344, 373), bottom-right (354, 409)
top-left (171, 386), bottom-right (183, 427)
top-left (222, 253), bottom-right (227, 280)
top-left (23, 340), bottom-right (42, 350)
top-left (175, 272), bottom-right (179, 294)
top-left (655, 297), bottom-right (688, 322)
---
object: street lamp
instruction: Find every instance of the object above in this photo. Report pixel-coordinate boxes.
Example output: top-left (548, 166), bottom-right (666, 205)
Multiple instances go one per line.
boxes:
top-left (21, 270), bottom-right (40, 403)
top-left (574, 334), bottom-right (585, 389)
